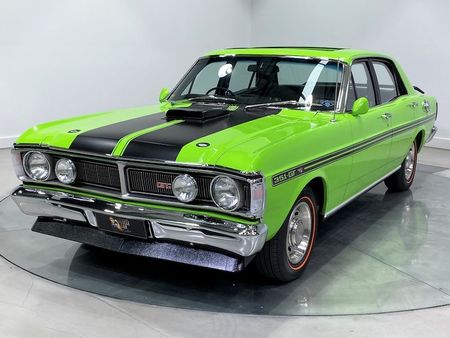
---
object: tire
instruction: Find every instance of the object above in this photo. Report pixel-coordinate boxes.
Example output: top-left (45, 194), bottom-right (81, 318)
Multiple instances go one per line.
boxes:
top-left (254, 186), bottom-right (318, 282)
top-left (384, 140), bottom-right (418, 192)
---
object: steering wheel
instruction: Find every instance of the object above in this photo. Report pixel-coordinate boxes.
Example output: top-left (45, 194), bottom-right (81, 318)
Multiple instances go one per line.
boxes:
top-left (205, 87), bottom-right (235, 97)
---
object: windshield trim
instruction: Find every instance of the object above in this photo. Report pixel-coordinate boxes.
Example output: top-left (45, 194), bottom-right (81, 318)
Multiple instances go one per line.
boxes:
top-left (168, 55), bottom-right (350, 113)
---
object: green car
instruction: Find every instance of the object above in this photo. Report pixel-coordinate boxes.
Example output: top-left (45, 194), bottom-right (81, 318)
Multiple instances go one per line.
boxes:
top-left (11, 47), bottom-right (437, 282)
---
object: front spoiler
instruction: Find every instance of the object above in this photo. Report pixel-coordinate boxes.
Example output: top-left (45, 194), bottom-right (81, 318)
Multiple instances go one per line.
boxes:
top-left (32, 220), bottom-right (246, 272)
top-left (12, 186), bottom-right (267, 272)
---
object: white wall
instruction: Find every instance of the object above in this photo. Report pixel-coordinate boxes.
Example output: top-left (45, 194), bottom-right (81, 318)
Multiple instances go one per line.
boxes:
top-left (0, 0), bottom-right (251, 147)
top-left (251, 0), bottom-right (450, 148)
top-left (2, 0), bottom-right (449, 149)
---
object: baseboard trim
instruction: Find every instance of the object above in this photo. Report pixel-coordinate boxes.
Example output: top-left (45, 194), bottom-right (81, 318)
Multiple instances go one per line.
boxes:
top-left (425, 136), bottom-right (450, 150)
top-left (0, 136), bottom-right (18, 149)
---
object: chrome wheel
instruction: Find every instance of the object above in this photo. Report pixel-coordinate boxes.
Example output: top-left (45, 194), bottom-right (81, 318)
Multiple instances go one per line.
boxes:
top-left (286, 201), bottom-right (312, 265)
top-left (404, 145), bottom-right (416, 182)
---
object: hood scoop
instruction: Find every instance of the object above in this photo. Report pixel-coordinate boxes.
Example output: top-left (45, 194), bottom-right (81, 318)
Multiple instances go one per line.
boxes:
top-left (166, 104), bottom-right (230, 123)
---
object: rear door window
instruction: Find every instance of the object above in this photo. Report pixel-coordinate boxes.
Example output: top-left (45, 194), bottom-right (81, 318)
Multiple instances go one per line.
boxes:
top-left (372, 61), bottom-right (398, 104)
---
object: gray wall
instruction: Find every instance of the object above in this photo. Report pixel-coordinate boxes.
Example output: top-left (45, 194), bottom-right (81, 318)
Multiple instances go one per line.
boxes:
top-left (0, 0), bottom-right (251, 147)
top-left (1, 0), bottom-right (448, 148)
top-left (251, 0), bottom-right (450, 148)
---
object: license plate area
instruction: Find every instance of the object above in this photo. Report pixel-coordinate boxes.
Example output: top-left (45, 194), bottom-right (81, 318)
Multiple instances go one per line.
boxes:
top-left (96, 213), bottom-right (150, 239)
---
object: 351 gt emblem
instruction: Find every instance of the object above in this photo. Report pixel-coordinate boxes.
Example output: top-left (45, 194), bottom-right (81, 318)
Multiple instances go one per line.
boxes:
top-left (272, 167), bottom-right (305, 186)
top-left (156, 181), bottom-right (172, 189)
top-left (109, 216), bottom-right (129, 232)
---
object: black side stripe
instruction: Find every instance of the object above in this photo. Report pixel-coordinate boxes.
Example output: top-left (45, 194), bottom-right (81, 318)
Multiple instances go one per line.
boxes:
top-left (123, 107), bottom-right (280, 161)
top-left (272, 114), bottom-right (435, 186)
top-left (70, 113), bottom-right (166, 155)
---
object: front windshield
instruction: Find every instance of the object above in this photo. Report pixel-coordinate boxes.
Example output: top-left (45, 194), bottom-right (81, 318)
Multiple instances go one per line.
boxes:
top-left (170, 56), bottom-right (343, 111)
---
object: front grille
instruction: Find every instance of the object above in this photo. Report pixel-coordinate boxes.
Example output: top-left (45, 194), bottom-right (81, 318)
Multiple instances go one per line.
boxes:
top-left (74, 160), bottom-right (121, 191)
top-left (127, 168), bottom-right (212, 201)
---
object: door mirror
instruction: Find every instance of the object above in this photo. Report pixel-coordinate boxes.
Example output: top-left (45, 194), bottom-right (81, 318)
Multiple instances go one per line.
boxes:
top-left (159, 87), bottom-right (170, 103)
top-left (351, 97), bottom-right (369, 116)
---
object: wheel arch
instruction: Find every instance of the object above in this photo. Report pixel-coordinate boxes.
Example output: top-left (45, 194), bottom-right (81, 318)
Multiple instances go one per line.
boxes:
top-left (305, 176), bottom-right (327, 219)
top-left (415, 129), bottom-right (426, 152)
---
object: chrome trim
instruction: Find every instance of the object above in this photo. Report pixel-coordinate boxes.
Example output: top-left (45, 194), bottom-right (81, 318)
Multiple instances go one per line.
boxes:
top-left (22, 151), bottom-right (52, 182)
top-left (12, 148), bottom-right (264, 219)
top-left (426, 126), bottom-right (437, 143)
top-left (12, 146), bottom-right (261, 177)
top-left (324, 165), bottom-right (401, 219)
top-left (12, 186), bottom-right (267, 257)
top-left (210, 175), bottom-right (244, 211)
top-left (423, 100), bottom-right (431, 113)
top-left (338, 62), bottom-right (351, 114)
top-left (203, 54), bottom-right (350, 64)
top-left (172, 174), bottom-right (198, 203)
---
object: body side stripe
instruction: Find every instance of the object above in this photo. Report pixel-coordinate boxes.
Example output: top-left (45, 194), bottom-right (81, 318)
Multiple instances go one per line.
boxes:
top-left (272, 114), bottom-right (435, 186)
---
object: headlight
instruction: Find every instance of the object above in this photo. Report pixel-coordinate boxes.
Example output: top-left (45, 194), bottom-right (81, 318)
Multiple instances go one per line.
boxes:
top-left (55, 158), bottom-right (77, 184)
top-left (23, 151), bottom-right (51, 181)
top-left (172, 174), bottom-right (198, 202)
top-left (210, 176), bottom-right (243, 211)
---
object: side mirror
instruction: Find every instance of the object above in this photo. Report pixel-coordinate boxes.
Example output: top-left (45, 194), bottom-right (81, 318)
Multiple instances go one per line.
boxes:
top-left (351, 97), bottom-right (369, 116)
top-left (159, 87), bottom-right (170, 103)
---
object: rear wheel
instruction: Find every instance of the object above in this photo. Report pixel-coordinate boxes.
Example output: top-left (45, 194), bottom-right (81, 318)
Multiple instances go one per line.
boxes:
top-left (384, 140), bottom-right (418, 192)
top-left (255, 186), bottom-right (318, 282)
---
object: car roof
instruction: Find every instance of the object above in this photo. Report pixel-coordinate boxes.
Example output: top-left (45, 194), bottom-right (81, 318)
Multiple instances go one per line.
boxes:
top-left (205, 46), bottom-right (390, 64)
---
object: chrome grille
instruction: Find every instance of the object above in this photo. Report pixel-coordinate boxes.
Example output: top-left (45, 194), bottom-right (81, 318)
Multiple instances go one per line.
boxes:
top-left (127, 168), bottom-right (212, 201)
top-left (73, 160), bottom-right (121, 191)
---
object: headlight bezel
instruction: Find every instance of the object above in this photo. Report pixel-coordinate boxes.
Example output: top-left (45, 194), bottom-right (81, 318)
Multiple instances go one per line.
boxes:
top-left (22, 151), bottom-right (52, 182)
top-left (55, 158), bottom-right (77, 184)
top-left (210, 175), bottom-right (244, 211)
top-left (172, 174), bottom-right (199, 203)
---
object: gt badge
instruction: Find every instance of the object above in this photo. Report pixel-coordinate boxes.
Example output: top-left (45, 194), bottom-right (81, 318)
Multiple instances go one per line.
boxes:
top-left (156, 181), bottom-right (172, 189)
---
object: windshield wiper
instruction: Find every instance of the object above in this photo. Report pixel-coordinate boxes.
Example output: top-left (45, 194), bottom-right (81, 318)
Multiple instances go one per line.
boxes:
top-left (188, 95), bottom-right (236, 103)
top-left (244, 100), bottom-right (306, 111)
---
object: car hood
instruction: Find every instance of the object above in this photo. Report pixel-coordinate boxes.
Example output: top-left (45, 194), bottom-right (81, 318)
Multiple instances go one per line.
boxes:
top-left (16, 102), bottom-right (323, 171)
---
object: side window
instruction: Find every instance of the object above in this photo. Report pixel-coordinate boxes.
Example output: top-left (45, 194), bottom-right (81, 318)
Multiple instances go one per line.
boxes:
top-left (350, 62), bottom-right (376, 107)
top-left (372, 61), bottom-right (398, 104)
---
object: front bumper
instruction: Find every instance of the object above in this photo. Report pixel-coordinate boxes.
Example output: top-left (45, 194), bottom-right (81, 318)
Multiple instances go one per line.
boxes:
top-left (12, 186), bottom-right (267, 271)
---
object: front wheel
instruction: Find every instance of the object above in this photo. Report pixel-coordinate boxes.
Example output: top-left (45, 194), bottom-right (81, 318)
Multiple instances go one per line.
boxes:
top-left (384, 140), bottom-right (418, 192)
top-left (254, 186), bottom-right (318, 282)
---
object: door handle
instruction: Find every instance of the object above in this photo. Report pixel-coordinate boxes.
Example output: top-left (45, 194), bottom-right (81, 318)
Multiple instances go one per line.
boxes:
top-left (380, 113), bottom-right (392, 120)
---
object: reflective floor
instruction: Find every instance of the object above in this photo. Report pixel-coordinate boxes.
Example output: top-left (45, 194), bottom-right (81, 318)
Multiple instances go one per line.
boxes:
top-left (1, 164), bottom-right (450, 316)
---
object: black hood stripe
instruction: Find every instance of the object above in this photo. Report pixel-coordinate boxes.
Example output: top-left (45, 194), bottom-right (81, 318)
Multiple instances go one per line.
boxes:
top-left (70, 112), bottom-right (167, 154)
top-left (122, 106), bottom-right (280, 161)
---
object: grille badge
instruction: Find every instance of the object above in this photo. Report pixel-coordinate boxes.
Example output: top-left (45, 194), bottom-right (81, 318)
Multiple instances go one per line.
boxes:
top-left (156, 181), bottom-right (172, 190)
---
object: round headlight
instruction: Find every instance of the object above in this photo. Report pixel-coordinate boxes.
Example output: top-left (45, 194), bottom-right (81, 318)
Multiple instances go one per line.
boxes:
top-left (55, 158), bottom-right (77, 184)
top-left (211, 176), bottom-right (243, 211)
top-left (23, 151), bottom-right (51, 181)
top-left (172, 174), bottom-right (198, 202)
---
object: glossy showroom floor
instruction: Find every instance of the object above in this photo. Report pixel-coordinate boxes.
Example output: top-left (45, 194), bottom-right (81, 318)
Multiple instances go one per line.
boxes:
top-left (1, 148), bottom-right (450, 337)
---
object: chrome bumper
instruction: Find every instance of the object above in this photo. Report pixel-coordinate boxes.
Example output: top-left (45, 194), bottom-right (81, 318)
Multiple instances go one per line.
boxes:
top-left (11, 186), bottom-right (267, 258)
top-left (426, 126), bottom-right (438, 143)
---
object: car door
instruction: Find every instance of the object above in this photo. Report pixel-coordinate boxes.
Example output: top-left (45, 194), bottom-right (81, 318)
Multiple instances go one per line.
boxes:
top-left (370, 59), bottom-right (416, 166)
top-left (344, 60), bottom-right (392, 200)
